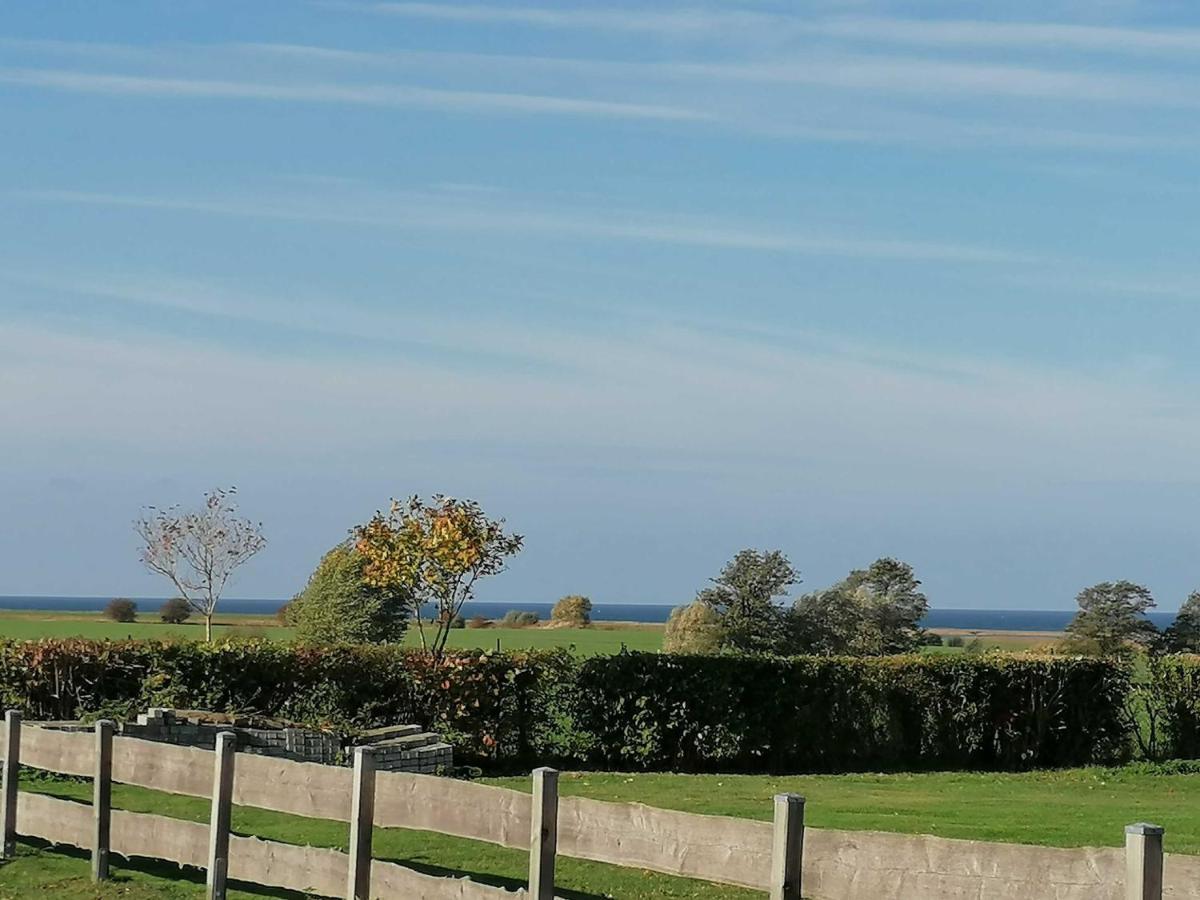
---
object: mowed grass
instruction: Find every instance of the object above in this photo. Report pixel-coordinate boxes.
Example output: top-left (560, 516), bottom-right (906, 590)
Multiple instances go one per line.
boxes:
top-left (8, 764), bottom-right (1200, 898)
top-left (0, 609), bottom-right (664, 653)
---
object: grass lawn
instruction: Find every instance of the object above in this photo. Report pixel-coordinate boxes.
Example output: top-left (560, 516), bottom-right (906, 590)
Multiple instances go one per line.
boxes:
top-left (6, 765), bottom-right (1200, 898)
top-left (0, 610), bottom-right (664, 654)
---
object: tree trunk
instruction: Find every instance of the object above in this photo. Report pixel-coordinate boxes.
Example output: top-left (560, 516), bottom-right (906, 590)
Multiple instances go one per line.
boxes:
top-left (205, 613), bottom-right (213, 642)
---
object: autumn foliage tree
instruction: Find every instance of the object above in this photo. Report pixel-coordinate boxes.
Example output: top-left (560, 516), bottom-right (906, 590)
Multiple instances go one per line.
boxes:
top-left (135, 487), bottom-right (267, 640)
top-left (353, 495), bottom-right (523, 658)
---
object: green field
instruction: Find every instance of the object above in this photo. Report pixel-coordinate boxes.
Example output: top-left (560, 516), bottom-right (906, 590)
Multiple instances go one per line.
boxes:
top-left (4, 765), bottom-right (1200, 898)
top-left (0, 610), bottom-right (1060, 658)
top-left (0, 610), bottom-right (664, 653)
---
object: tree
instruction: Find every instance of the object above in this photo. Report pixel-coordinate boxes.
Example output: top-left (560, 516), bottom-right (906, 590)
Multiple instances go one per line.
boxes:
top-left (1162, 592), bottom-right (1200, 652)
top-left (105, 598), bottom-right (137, 623)
top-left (159, 597), bottom-right (191, 624)
top-left (353, 495), bottom-right (523, 658)
top-left (551, 595), bottom-right (592, 626)
top-left (1063, 581), bottom-right (1158, 656)
top-left (290, 543), bottom-right (411, 644)
top-left (696, 550), bottom-right (798, 655)
top-left (135, 487), bottom-right (267, 641)
top-left (663, 602), bottom-right (725, 654)
top-left (791, 558), bottom-right (929, 656)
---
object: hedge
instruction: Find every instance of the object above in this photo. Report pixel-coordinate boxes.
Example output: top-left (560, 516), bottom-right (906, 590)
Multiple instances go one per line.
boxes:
top-left (0, 640), bottom-right (1131, 772)
top-left (563, 653), bottom-right (1130, 771)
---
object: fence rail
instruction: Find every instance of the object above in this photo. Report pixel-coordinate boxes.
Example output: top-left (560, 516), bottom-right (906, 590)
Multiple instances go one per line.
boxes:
top-left (1, 711), bottom-right (1197, 899)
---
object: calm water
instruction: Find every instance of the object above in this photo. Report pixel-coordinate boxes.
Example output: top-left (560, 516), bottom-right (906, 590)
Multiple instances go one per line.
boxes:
top-left (0, 596), bottom-right (1181, 631)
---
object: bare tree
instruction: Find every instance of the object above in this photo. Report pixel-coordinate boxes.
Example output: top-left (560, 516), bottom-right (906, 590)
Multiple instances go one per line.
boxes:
top-left (135, 487), bottom-right (266, 640)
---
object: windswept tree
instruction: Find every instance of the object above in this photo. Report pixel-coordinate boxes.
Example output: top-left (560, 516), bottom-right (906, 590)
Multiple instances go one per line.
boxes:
top-left (289, 543), bottom-right (411, 645)
top-left (353, 495), bottom-right (523, 658)
top-left (1063, 580), bottom-right (1158, 657)
top-left (791, 558), bottom-right (929, 656)
top-left (1161, 591), bottom-right (1200, 653)
top-left (696, 549), bottom-right (799, 655)
top-left (135, 487), bottom-right (266, 641)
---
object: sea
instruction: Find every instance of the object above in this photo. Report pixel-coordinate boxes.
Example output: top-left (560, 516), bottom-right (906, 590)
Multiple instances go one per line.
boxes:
top-left (0, 596), bottom-right (1181, 631)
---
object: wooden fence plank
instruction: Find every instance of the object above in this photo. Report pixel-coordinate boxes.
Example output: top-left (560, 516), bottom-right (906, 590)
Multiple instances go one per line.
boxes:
top-left (206, 731), bottom-right (236, 900)
top-left (92, 720), bottom-right (114, 881)
top-left (769, 793), bottom-right (804, 900)
top-left (1, 710), bottom-right (19, 859)
top-left (346, 746), bottom-right (377, 900)
top-left (1126, 823), bottom-right (1164, 900)
top-left (527, 767), bottom-right (558, 900)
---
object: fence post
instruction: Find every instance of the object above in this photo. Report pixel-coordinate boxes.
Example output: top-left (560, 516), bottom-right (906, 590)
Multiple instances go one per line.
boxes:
top-left (528, 767), bottom-right (558, 900)
top-left (0, 711), bottom-right (19, 859)
top-left (92, 719), bottom-right (114, 881)
top-left (206, 731), bottom-right (236, 900)
top-left (770, 793), bottom-right (805, 900)
top-left (346, 746), bottom-right (377, 900)
top-left (1126, 823), bottom-right (1164, 900)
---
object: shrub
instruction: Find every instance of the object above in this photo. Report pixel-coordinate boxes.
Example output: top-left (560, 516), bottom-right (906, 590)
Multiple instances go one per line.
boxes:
top-left (946, 635), bottom-right (965, 648)
top-left (921, 632), bottom-right (944, 647)
top-left (1129, 655), bottom-right (1200, 760)
top-left (467, 616), bottom-right (491, 629)
top-left (290, 544), bottom-right (410, 644)
top-left (105, 599), bottom-right (137, 623)
top-left (159, 598), bottom-right (191, 624)
top-left (551, 595), bottom-right (592, 626)
top-left (662, 603), bottom-right (724, 654)
top-left (501, 610), bottom-right (540, 627)
top-left (449, 614), bottom-right (466, 629)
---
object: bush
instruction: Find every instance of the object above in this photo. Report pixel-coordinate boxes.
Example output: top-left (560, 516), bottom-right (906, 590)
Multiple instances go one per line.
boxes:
top-left (662, 603), bottom-right (724, 654)
top-left (946, 635), bottom-right (965, 648)
top-left (105, 599), bottom-right (137, 623)
top-left (467, 616), bottom-right (491, 629)
top-left (501, 610), bottom-right (540, 628)
top-left (0, 641), bottom-right (1130, 773)
top-left (551, 595), bottom-right (592, 626)
top-left (921, 632), bottom-right (944, 647)
top-left (159, 598), bottom-right (191, 624)
top-left (290, 544), bottom-right (410, 644)
top-left (449, 614), bottom-right (466, 629)
top-left (1129, 655), bottom-right (1200, 760)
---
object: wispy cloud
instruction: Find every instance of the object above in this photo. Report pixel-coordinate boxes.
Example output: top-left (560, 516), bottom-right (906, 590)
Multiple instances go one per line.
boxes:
top-left (0, 66), bottom-right (706, 121)
top-left (4, 34), bottom-right (1197, 150)
top-left (6, 285), bottom-right (1200, 486)
top-left (319, 2), bottom-right (781, 36)
top-left (21, 187), bottom-right (1035, 264)
top-left (811, 18), bottom-right (1200, 56)
top-left (327, 3), bottom-right (1200, 58)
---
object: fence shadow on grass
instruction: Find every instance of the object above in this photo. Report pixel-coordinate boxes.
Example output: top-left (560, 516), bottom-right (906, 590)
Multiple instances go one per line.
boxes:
top-left (373, 850), bottom-right (608, 900)
top-left (17, 838), bottom-right (309, 899)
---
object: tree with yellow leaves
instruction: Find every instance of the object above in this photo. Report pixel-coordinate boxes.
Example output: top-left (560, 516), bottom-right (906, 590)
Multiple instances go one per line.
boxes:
top-left (353, 495), bottom-right (523, 658)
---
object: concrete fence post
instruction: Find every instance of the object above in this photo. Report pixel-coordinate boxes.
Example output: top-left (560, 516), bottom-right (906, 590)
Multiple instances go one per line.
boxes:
top-left (1126, 823), bottom-right (1164, 900)
top-left (346, 746), bottom-right (377, 900)
top-left (92, 719), bottom-right (114, 881)
top-left (770, 793), bottom-right (805, 900)
top-left (206, 731), bottom-right (236, 900)
top-left (528, 767), bottom-right (558, 900)
top-left (0, 711), bottom-right (19, 859)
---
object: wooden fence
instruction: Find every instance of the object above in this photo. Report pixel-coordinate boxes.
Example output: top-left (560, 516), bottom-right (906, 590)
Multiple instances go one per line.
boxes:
top-left (0, 711), bottom-right (1195, 900)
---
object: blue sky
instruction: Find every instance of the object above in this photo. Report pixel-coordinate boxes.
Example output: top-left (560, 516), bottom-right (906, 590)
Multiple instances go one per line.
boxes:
top-left (4, 1), bottom-right (1200, 610)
